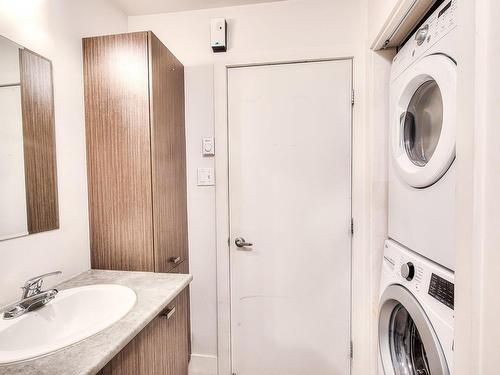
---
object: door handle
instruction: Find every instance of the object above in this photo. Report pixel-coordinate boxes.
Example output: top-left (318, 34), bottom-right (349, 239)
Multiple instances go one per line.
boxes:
top-left (235, 237), bottom-right (253, 248)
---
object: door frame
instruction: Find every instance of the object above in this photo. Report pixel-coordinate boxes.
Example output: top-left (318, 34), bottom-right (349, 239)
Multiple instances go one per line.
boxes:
top-left (214, 58), bottom-right (356, 375)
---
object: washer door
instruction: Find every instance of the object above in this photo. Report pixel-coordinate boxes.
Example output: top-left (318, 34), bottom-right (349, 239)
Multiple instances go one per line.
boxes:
top-left (392, 54), bottom-right (456, 188)
top-left (379, 285), bottom-right (449, 375)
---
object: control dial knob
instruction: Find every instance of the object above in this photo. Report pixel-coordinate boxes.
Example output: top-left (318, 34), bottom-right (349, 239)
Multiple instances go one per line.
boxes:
top-left (401, 262), bottom-right (415, 281)
top-left (415, 24), bottom-right (429, 46)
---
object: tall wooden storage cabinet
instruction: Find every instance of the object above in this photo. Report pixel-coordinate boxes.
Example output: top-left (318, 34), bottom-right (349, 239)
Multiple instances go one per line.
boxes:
top-left (83, 31), bottom-right (188, 274)
top-left (83, 32), bottom-right (190, 373)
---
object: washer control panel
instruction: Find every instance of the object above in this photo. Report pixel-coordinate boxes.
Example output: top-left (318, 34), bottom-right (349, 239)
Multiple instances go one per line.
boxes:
top-left (383, 240), bottom-right (455, 312)
top-left (428, 273), bottom-right (455, 309)
top-left (382, 240), bottom-right (455, 370)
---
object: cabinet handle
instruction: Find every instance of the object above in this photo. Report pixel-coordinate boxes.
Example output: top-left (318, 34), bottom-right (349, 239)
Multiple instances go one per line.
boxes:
top-left (163, 306), bottom-right (176, 320)
top-left (169, 256), bottom-right (181, 264)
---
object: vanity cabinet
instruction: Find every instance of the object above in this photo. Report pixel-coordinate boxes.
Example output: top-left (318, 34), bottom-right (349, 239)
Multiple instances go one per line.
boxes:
top-left (82, 31), bottom-right (188, 273)
top-left (97, 288), bottom-right (189, 375)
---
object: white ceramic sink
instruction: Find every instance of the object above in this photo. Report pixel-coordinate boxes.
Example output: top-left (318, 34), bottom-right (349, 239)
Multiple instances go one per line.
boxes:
top-left (0, 284), bottom-right (136, 364)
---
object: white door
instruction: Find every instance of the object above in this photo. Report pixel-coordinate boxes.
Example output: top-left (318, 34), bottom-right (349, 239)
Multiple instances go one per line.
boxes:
top-left (228, 60), bottom-right (353, 375)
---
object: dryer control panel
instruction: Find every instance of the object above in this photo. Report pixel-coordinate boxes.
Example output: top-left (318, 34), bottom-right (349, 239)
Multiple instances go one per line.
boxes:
top-left (391, 0), bottom-right (457, 80)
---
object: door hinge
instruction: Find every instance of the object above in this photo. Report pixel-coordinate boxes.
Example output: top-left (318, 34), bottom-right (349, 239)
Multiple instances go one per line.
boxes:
top-left (350, 341), bottom-right (353, 359)
top-left (351, 90), bottom-right (355, 105)
top-left (350, 218), bottom-right (354, 236)
top-left (228, 237), bottom-right (231, 247)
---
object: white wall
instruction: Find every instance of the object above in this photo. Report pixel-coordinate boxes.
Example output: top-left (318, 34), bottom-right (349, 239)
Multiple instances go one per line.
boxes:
top-left (363, 4), bottom-right (397, 372)
top-left (129, 0), bottom-right (367, 66)
top-left (184, 65), bottom-right (218, 367)
top-left (368, 0), bottom-right (400, 43)
top-left (476, 0), bottom-right (500, 366)
top-left (0, 36), bottom-right (20, 84)
top-left (455, 0), bottom-right (500, 374)
top-left (0, 0), bottom-right (127, 306)
top-left (129, 1), bottom-right (370, 373)
top-left (363, 48), bottom-right (394, 375)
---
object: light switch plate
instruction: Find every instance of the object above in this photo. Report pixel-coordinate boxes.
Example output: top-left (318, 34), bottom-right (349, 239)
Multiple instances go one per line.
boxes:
top-left (197, 167), bottom-right (215, 186)
top-left (202, 137), bottom-right (215, 156)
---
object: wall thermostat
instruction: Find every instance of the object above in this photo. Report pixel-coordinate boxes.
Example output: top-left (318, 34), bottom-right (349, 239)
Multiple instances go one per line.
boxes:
top-left (202, 137), bottom-right (215, 156)
top-left (211, 18), bottom-right (227, 53)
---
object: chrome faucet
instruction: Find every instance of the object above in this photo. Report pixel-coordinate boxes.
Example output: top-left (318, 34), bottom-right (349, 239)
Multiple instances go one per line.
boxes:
top-left (2, 271), bottom-right (62, 320)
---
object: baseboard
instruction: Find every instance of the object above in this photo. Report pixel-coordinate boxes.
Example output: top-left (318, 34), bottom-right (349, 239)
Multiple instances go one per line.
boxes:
top-left (188, 354), bottom-right (218, 375)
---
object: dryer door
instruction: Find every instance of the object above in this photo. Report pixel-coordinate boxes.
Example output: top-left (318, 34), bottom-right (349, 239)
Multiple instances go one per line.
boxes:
top-left (392, 54), bottom-right (456, 188)
top-left (379, 285), bottom-right (449, 375)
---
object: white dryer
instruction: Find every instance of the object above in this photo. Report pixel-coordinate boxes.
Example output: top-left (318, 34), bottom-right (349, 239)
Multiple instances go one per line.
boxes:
top-left (389, 0), bottom-right (457, 270)
top-left (378, 240), bottom-right (454, 375)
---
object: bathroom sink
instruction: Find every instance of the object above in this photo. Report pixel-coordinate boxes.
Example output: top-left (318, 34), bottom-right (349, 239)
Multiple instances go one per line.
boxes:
top-left (0, 284), bottom-right (136, 364)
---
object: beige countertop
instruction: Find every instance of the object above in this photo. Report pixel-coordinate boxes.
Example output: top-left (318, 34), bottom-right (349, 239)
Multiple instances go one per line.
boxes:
top-left (0, 270), bottom-right (192, 375)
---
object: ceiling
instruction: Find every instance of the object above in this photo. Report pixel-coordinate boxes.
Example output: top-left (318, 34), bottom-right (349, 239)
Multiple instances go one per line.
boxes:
top-left (111, 0), bottom-right (288, 16)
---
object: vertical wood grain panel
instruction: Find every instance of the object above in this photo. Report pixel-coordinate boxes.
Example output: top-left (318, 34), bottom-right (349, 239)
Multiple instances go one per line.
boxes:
top-left (97, 315), bottom-right (166, 375)
top-left (19, 49), bottom-right (59, 234)
top-left (83, 32), bottom-right (154, 271)
top-left (166, 288), bottom-right (189, 375)
top-left (170, 261), bottom-right (192, 361)
top-left (149, 32), bottom-right (189, 273)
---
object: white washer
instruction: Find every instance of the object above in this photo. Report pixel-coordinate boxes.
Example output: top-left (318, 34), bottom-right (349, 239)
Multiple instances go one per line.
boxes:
top-left (378, 240), bottom-right (454, 375)
top-left (389, 0), bottom-right (457, 270)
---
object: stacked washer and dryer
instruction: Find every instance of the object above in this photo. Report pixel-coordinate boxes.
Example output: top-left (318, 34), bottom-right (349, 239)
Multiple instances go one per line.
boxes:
top-left (379, 1), bottom-right (457, 374)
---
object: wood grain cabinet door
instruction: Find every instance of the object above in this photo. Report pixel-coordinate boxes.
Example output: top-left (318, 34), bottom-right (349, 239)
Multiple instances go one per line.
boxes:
top-left (83, 32), bottom-right (154, 272)
top-left (163, 289), bottom-right (189, 375)
top-left (149, 31), bottom-right (189, 273)
top-left (167, 261), bottom-right (191, 360)
top-left (97, 289), bottom-right (189, 375)
top-left (97, 316), bottom-right (165, 375)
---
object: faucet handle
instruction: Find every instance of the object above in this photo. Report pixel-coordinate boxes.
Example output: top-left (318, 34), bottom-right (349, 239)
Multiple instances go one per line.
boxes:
top-left (22, 271), bottom-right (62, 299)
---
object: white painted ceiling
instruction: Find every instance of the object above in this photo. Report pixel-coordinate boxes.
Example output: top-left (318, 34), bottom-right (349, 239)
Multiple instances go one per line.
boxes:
top-left (111, 0), bottom-right (288, 16)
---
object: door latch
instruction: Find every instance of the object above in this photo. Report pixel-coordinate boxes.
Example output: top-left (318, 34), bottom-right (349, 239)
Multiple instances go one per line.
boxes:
top-left (235, 237), bottom-right (253, 248)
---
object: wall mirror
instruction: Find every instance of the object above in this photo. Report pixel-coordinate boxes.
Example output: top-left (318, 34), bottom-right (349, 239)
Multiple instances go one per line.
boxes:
top-left (0, 35), bottom-right (59, 241)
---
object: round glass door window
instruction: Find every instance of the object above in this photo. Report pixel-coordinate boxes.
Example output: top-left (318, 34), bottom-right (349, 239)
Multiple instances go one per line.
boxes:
top-left (401, 80), bottom-right (443, 167)
top-left (389, 304), bottom-right (431, 375)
